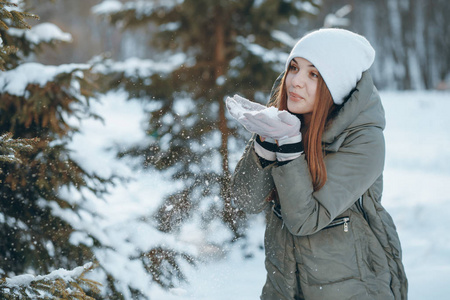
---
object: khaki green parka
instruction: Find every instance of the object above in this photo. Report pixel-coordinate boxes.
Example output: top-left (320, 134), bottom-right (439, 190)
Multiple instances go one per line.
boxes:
top-left (231, 72), bottom-right (408, 299)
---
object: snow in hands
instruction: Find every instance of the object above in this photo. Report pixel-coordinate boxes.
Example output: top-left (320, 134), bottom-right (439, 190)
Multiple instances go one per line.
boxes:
top-left (226, 95), bottom-right (300, 140)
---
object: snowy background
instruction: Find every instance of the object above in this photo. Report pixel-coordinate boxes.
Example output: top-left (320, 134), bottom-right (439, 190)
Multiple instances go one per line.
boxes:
top-left (2, 0), bottom-right (450, 298)
top-left (70, 89), bottom-right (450, 299)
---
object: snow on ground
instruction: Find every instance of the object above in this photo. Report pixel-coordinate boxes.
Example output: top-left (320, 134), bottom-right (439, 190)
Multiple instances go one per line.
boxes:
top-left (71, 90), bottom-right (450, 299)
top-left (382, 91), bottom-right (450, 300)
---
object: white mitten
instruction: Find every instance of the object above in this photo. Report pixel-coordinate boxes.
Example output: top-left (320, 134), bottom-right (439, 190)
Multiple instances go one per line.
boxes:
top-left (226, 94), bottom-right (266, 121)
top-left (227, 94), bottom-right (287, 139)
top-left (240, 109), bottom-right (301, 140)
top-left (226, 94), bottom-right (303, 163)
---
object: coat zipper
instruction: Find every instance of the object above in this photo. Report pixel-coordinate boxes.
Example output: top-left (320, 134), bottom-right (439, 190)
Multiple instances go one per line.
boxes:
top-left (324, 217), bottom-right (350, 232)
top-left (271, 200), bottom-right (350, 232)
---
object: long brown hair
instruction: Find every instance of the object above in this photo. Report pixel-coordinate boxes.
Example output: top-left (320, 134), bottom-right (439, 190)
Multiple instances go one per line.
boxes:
top-left (271, 72), bottom-right (337, 191)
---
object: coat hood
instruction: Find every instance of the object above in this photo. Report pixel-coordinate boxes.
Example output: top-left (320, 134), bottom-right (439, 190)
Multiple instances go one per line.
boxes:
top-left (323, 71), bottom-right (385, 150)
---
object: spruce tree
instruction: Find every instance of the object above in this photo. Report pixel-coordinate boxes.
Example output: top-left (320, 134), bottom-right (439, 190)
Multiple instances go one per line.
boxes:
top-left (0, 1), bottom-right (106, 298)
top-left (95, 0), bottom-right (318, 242)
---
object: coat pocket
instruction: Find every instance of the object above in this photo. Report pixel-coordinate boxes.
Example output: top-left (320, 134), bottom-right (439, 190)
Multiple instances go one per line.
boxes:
top-left (299, 216), bottom-right (361, 286)
top-left (323, 216), bottom-right (350, 232)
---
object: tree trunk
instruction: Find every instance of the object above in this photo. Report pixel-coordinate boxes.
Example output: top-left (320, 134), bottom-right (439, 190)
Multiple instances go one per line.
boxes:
top-left (214, 11), bottom-right (242, 238)
top-left (215, 18), bottom-right (229, 179)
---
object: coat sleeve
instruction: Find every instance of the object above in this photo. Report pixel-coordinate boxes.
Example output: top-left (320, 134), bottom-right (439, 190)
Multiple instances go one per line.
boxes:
top-left (271, 126), bottom-right (385, 236)
top-left (231, 134), bottom-right (276, 214)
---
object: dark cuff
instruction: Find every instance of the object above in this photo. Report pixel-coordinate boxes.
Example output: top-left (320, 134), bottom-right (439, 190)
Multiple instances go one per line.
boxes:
top-left (277, 141), bottom-right (304, 154)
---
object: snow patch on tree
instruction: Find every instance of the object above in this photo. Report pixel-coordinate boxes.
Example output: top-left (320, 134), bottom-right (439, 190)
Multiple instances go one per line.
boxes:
top-left (4, 263), bottom-right (90, 287)
top-left (0, 263), bottom-right (100, 299)
top-left (7, 22), bottom-right (72, 45)
top-left (93, 53), bottom-right (186, 78)
top-left (236, 36), bottom-right (288, 70)
top-left (271, 30), bottom-right (297, 47)
top-left (91, 0), bottom-right (123, 15)
top-left (295, 1), bottom-right (320, 15)
top-left (0, 62), bottom-right (90, 97)
top-left (92, 0), bottom-right (184, 18)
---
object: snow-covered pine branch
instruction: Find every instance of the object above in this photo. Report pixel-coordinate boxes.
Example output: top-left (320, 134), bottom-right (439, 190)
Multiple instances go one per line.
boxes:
top-left (0, 132), bottom-right (39, 164)
top-left (92, 0), bottom-right (181, 20)
top-left (7, 22), bottom-right (73, 47)
top-left (0, 0), bottom-right (39, 70)
top-left (0, 62), bottom-right (90, 97)
top-left (0, 262), bottom-right (101, 300)
top-left (271, 30), bottom-right (297, 48)
top-left (324, 5), bottom-right (352, 28)
top-left (92, 53), bottom-right (186, 80)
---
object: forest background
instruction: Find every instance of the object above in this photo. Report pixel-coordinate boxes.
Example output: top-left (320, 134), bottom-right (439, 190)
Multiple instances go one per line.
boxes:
top-left (0, 0), bottom-right (449, 299)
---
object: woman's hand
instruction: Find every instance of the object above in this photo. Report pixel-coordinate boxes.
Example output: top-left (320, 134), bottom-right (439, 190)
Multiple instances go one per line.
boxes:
top-left (240, 109), bottom-right (301, 140)
top-left (226, 94), bottom-right (266, 119)
top-left (226, 95), bottom-right (301, 140)
top-left (227, 94), bottom-right (304, 163)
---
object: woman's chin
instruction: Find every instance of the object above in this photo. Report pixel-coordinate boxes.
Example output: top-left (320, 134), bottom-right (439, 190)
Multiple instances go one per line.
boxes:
top-left (287, 103), bottom-right (304, 114)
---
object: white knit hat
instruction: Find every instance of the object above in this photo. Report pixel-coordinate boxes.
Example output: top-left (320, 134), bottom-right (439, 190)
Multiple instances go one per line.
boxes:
top-left (285, 28), bottom-right (375, 105)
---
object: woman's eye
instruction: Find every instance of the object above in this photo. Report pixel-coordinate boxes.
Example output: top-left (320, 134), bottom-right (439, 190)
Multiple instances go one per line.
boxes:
top-left (311, 72), bottom-right (318, 78)
top-left (289, 65), bottom-right (298, 71)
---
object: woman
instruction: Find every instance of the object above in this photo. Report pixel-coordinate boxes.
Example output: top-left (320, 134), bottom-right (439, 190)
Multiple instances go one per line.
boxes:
top-left (227, 29), bottom-right (407, 299)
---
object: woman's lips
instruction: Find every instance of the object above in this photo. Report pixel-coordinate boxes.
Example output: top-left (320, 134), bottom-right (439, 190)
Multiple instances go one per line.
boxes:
top-left (289, 92), bottom-right (303, 102)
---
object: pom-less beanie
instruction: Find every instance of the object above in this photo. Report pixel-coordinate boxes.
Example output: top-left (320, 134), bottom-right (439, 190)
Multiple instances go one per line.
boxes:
top-left (285, 28), bottom-right (375, 105)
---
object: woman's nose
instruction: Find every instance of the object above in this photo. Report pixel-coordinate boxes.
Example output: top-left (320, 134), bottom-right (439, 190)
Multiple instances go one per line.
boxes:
top-left (292, 72), bottom-right (306, 88)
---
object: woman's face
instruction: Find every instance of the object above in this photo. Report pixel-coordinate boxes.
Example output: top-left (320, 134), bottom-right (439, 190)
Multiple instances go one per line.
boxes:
top-left (285, 57), bottom-right (319, 115)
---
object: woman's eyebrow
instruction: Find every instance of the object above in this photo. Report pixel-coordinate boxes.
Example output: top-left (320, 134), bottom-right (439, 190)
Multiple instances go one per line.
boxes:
top-left (292, 58), bottom-right (316, 69)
